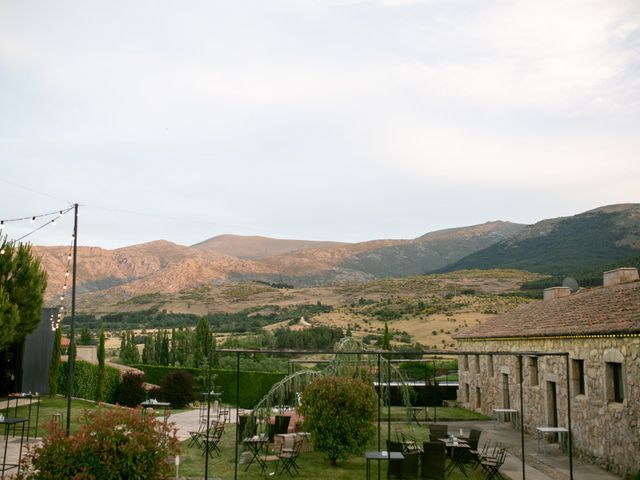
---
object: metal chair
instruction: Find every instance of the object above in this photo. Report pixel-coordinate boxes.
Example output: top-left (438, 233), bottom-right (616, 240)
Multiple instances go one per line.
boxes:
top-left (480, 446), bottom-right (507, 480)
top-left (278, 436), bottom-right (304, 477)
top-left (201, 422), bottom-right (225, 458)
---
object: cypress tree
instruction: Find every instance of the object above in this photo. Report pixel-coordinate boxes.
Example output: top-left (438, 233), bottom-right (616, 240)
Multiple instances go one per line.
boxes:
top-left (96, 327), bottom-right (105, 402)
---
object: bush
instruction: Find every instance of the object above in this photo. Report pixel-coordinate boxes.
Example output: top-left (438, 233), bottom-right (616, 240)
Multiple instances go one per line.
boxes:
top-left (161, 370), bottom-right (196, 408)
top-left (116, 371), bottom-right (146, 407)
top-left (17, 407), bottom-right (179, 479)
top-left (57, 360), bottom-right (121, 404)
top-left (132, 364), bottom-right (286, 407)
top-left (300, 376), bottom-right (376, 466)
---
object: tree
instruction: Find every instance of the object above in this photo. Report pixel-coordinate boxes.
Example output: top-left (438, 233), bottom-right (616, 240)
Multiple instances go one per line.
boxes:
top-left (382, 322), bottom-right (391, 350)
top-left (0, 239), bottom-right (48, 349)
top-left (96, 327), bottom-right (105, 402)
top-left (300, 376), bottom-right (376, 466)
top-left (161, 370), bottom-right (196, 408)
top-left (78, 327), bottom-right (95, 345)
top-left (48, 328), bottom-right (62, 398)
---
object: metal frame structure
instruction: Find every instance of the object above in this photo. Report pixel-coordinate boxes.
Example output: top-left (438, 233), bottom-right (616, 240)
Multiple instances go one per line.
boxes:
top-left (198, 348), bottom-right (574, 480)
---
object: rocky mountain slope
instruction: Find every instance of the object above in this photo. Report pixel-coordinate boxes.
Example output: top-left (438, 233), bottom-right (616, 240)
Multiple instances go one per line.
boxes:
top-left (438, 204), bottom-right (640, 275)
top-left (33, 204), bottom-right (638, 306)
top-left (34, 221), bottom-right (523, 304)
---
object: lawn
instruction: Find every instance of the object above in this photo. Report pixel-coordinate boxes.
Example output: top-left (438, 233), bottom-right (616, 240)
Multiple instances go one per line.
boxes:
top-left (8, 398), bottom-right (496, 479)
top-left (6, 395), bottom-right (109, 435)
top-left (178, 422), bottom-right (502, 479)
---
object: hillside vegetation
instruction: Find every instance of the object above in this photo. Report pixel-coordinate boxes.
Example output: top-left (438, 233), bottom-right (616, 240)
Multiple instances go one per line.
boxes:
top-left (438, 205), bottom-right (640, 275)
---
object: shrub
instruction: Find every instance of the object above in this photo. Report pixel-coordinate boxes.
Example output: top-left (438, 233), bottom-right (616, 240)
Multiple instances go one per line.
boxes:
top-left (161, 370), bottom-right (196, 408)
top-left (116, 371), bottom-right (146, 407)
top-left (300, 376), bottom-right (376, 466)
top-left (132, 364), bottom-right (286, 407)
top-left (57, 360), bottom-right (121, 404)
top-left (17, 407), bottom-right (179, 479)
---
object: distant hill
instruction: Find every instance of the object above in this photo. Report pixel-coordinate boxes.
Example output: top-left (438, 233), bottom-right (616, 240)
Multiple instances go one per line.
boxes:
top-left (192, 234), bottom-right (347, 259)
top-left (340, 221), bottom-right (525, 277)
top-left (32, 204), bottom-right (637, 308)
top-left (437, 204), bottom-right (640, 275)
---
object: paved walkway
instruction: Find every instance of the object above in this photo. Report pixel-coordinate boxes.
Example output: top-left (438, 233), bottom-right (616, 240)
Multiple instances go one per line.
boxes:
top-left (169, 407), bottom-right (240, 441)
top-left (445, 420), bottom-right (622, 480)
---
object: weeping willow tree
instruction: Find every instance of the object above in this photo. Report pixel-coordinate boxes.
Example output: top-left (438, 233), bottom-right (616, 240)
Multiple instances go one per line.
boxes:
top-left (244, 336), bottom-right (415, 439)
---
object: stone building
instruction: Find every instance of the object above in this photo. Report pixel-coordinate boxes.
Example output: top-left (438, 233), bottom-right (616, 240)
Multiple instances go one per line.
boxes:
top-left (454, 268), bottom-right (640, 479)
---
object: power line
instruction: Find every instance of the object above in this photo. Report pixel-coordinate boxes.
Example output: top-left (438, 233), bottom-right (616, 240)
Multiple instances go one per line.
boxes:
top-left (0, 177), bottom-right (71, 204)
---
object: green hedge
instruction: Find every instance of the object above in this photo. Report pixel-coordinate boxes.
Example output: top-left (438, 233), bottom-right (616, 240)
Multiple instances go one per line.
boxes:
top-left (58, 361), bottom-right (121, 404)
top-left (131, 364), bottom-right (287, 408)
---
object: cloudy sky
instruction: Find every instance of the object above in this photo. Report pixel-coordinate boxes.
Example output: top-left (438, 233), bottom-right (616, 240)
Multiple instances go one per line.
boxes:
top-left (1, 0), bottom-right (639, 249)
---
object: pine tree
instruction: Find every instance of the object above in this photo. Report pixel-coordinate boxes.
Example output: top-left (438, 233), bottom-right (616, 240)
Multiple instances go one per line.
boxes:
top-left (0, 238), bottom-right (48, 349)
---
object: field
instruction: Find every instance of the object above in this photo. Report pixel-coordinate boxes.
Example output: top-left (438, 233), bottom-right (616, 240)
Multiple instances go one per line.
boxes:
top-left (79, 269), bottom-right (541, 352)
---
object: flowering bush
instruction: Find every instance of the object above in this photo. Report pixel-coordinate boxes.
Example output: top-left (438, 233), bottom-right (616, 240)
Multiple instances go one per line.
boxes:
top-left (17, 407), bottom-right (179, 479)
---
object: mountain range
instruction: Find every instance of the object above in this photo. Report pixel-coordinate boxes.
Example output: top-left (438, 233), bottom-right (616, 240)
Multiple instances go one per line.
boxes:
top-left (33, 204), bottom-right (640, 305)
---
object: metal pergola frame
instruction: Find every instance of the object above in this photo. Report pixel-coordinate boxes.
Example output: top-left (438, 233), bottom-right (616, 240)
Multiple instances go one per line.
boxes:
top-left (199, 348), bottom-right (574, 480)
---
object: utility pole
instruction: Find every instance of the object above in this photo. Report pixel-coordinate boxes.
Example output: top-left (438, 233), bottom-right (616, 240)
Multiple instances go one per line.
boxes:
top-left (66, 203), bottom-right (78, 435)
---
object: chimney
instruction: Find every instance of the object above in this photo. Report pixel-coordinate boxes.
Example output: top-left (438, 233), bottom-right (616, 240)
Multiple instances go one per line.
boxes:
top-left (603, 268), bottom-right (639, 287)
top-left (543, 286), bottom-right (572, 301)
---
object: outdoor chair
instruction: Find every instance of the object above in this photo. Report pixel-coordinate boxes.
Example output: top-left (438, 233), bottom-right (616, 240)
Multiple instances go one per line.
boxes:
top-left (278, 435), bottom-right (304, 477)
top-left (427, 424), bottom-right (449, 443)
top-left (387, 440), bottom-right (419, 478)
top-left (188, 418), bottom-right (213, 448)
top-left (474, 441), bottom-right (505, 470)
top-left (399, 431), bottom-right (422, 454)
top-left (201, 423), bottom-right (225, 458)
top-left (480, 446), bottom-right (507, 480)
top-left (260, 442), bottom-right (283, 477)
top-left (421, 441), bottom-right (446, 480)
top-left (465, 428), bottom-right (482, 450)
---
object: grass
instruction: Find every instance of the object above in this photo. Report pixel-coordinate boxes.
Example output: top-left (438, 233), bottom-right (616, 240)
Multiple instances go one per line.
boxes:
top-left (6, 396), bottom-right (109, 435)
top-left (8, 398), bottom-right (495, 479)
top-left (177, 421), bottom-right (500, 479)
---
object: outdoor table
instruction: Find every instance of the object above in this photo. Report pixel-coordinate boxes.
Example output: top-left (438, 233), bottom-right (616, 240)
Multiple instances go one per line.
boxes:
top-left (439, 437), bottom-right (471, 478)
top-left (141, 400), bottom-right (171, 419)
top-left (492, 408), bottom-right (519, 429)
top-left (242, 435), bottom-right (269, 473)
top-left (4, 393), bottom-right (41, 439)
top-left (364, 451), bottom-right (403, 480)
top-left (1, 417), bottom-right (28, 478)
top-left (408, 407), bottom-right (424, 426)
top-left (536, 427), bottom-right (569, 453)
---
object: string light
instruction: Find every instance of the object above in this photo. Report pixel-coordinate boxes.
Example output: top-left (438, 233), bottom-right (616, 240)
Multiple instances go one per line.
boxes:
top-left (50, 233), bottom-right (75, 331)
top-left (0, 206), bottom-right (74, 244)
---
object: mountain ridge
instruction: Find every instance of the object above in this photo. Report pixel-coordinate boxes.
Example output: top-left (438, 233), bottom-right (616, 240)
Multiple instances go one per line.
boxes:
top-left (31, 204), bottom-right (639, 306)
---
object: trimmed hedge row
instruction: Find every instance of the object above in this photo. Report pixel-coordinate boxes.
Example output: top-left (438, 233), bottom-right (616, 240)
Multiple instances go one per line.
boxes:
top-left (131, 364), bottom-right (287, 408)
top-left (58, 361), bottom-right (121, 404)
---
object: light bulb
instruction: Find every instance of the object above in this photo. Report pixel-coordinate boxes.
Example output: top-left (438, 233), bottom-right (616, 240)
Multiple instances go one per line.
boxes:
top-left (0, 249), bottom-right (4, 255)
top-left (0, 220), bottom-right (3, 230)
top-left (52, 219), bottom-right (56, 226)
top-left (59, 211), bottom-right (64, 217)
top-left (31, 216), bottom-right (36, 223)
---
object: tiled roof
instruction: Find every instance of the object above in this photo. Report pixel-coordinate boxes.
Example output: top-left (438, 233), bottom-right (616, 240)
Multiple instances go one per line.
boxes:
top-left (454, 280), bottom-right (640, 339)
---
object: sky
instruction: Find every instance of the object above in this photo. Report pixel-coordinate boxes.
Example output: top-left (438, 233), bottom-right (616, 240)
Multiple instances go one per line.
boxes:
top-left (1, 0), bottom-right (639, 249)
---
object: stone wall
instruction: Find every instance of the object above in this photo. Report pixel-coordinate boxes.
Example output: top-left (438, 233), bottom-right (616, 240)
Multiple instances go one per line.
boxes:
top-left (457, 336), bottom-right (640, 479)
